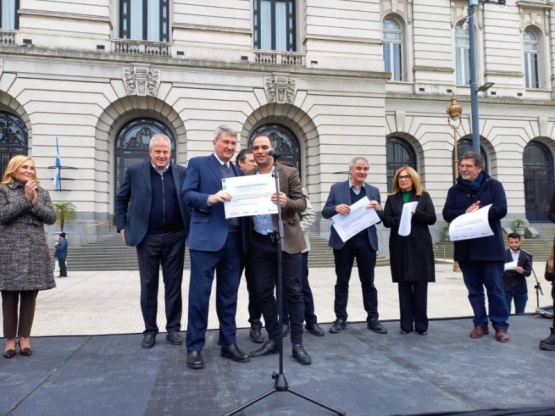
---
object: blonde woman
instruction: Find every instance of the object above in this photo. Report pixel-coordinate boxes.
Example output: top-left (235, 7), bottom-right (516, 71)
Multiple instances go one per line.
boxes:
top-left (0, 155), bottom-right (56, 358)
top-left (383, 166), bottom-right (436, 335)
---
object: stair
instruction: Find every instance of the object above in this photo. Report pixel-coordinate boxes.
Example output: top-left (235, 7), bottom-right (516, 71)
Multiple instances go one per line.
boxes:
top-left (435, 222), bottom-right (555, 265)
top-left (59, 233), bottom-right (390, 271)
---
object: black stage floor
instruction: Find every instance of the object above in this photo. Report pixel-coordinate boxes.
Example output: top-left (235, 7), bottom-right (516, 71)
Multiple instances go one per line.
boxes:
top-left (2, 315), bottom-right (555, 416)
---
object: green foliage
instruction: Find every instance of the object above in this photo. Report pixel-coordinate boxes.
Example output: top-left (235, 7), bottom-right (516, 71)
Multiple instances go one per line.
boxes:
top-left (53, 202), bottom-right (77, 231)
top-left (512, 218), bottom-right (528, 229)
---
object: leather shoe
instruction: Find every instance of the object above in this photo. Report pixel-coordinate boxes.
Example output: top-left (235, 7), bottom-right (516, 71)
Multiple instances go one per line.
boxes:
top-left (187, 351), bottom-right (204, 369)
top-left (141, 334), bottom-right (156, 349)
top-left (249, 324), bottom-right (265, 344)
top-left (166, 332), bottom-right (183, 346)
top-left (3, 349), bottom-right (15, 359)
top-left (281, 323), bottom-right (290, 337)
top-left (250, 340), bottom-right (279, 357)
top-left (368, 318), bottom-right (388, 334)
top-left (221, 345), bottom-right (250, 363)
top-left (292, 344), bottom-right (311, 365)
top-left (329, 319), bottom-right (347, 334)
top-left (470, 325), bottom-right (489, 338)
top-left (305, 323), bottom-right (325, 337)
top-left (494, 329), bottom-right (510, 343)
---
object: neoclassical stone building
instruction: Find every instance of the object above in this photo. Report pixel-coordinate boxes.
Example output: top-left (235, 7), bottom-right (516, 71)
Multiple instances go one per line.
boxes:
top-left (0, 0), bottom-right (554, 253)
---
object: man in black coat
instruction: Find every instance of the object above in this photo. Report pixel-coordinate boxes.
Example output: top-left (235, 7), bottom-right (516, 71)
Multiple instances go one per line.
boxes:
top-left (115, 134), bottom-right (190, 349)
top-left (502, 233), bottom-right (532, 315)
top-left (443, 152), bottom-right (510, 343)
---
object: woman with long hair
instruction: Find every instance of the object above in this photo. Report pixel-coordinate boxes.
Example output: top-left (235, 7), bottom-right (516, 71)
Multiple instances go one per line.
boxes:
top-left (0, 155), bottom-right (56, 358)
top-left (383, 166), bottom-right (436, 335)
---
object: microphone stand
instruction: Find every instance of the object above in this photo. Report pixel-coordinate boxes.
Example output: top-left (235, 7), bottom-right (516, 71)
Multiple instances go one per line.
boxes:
top-left (224, 155), bottom-right (345, 416)
top-left (522, 250), bottom-right (543, 308)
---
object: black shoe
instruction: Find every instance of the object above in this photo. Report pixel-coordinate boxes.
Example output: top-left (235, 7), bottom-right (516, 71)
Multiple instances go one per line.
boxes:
top-left (329, 319), bottom-right (347, 334)
top-left (141, 334), bottom-right (156, 349)
top-left (282, 323), bottom-right (290, 337)
top-left (292, 344), bottom-right (311, 365)
top-left (221, 345), bottom-right (250, 363)
top-left (305, 323), bottom-right (325, 337)
top-left (416, 330), bottom-right (428, 336)
top-left (250, 340), bottom-right (279, 357)
top-left (187, 351), bottom-right (204, 369)
top-left (249, 324), bottom-right (265, 344)
top-left (400, 329), bottom-right (412, 335)
top-left (368, 318), bottom-right (388, 334)
top-left (166, 332), bottom-right (183, 346)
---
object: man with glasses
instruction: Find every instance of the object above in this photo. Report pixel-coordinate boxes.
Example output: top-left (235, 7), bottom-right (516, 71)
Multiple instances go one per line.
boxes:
top-left (443, 151), bottom-right (510, 343)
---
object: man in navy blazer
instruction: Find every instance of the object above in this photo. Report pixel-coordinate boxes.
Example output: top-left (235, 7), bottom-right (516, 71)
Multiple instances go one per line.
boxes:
top-left (115, 134), bottom-right (190, 349)
top-left (503, 233), bottom-right (532, 315)
top-left (181, 125), bottom-right (250, 369)
top-left (322, 157), bottom-right (387, 335)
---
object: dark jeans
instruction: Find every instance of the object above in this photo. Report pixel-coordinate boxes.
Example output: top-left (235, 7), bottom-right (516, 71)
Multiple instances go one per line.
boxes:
top-left (58, 258), bottom-right (67, 277)
top-left (459, 261), bottom-right (509, 330)
top-left (250, 232), bottom-right (304, 345)
top-left (283, 252), bottom-right (317, 326)
top-left (333, 235), bottom-right (379, 321)
top-left (136, 229), bottom-right (186, 336)
top-left (504, 288), bottom-right (528, 315)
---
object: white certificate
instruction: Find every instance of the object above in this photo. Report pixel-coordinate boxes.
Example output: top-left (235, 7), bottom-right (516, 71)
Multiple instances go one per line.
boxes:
top-left (399, 201), bottom-right (419, 237)
top-left (222, 174), bottom-right (278, 219)
top-left (449, 204), bottom-right (494, 241)
top-left (331, 196), bottom-right (381, 243)
top-left (504, 261), bottom-right (518, 271)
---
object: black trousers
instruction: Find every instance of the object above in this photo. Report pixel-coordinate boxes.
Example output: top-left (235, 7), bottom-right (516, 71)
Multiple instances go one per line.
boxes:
top-left (283, 252), bottom-right (317, 326)
top-left (58, 258), bottom-right (67, 277)
top-left (240, 254), bottom-right (262, 324)
top-left (250, 232), bottom-right (304, 345)
top-left (398, 281), bottom-right (428, 332)
top-left (333, 235), bottom-right (379, 321)
top-left (136, 229), bottom-right (186, 335)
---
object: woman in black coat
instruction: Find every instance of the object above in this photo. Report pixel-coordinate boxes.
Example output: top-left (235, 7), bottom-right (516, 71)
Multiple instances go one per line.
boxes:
top-left (383, 166), bottom-right (436, 335)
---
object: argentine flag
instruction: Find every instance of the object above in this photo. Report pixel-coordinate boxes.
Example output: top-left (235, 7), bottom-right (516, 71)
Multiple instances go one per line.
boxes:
top-left (53, 137), bottom-right (61, 190)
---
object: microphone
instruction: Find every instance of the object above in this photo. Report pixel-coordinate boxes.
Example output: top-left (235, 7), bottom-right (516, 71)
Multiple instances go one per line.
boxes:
top-left (266, 149), bottom-right (281, 159)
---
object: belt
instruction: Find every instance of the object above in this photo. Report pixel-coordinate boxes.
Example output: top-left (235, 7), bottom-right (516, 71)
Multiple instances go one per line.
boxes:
top-left (12, 215), bottom-right (41, 226)
top-left (254, 231), bottom-right (279, 242)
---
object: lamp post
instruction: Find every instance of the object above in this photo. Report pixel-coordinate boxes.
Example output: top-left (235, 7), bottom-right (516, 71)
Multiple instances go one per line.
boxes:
top-left (447, 94), bottom-right (462, 273)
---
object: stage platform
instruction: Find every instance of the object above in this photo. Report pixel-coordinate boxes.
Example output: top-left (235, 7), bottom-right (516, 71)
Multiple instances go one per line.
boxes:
top-left (1, 315), bottom-right (554, 416)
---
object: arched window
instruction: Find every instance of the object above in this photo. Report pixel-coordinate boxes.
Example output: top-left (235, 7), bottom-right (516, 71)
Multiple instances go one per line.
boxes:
top-left (114, 118), bottom-right (175, 195)
top-left (253, 0), bottom-right (296, 51)
top-left (455, 21), bottom-right (471, 85)
top-left (386, 137), bottom-right (416, 192)
top-left (0, 0), bottom-right (18, 30)
top-left (248, 124), bottom-right (301, 175)
top-left (457, 138), bottom-right (487, 173)
top-left (524, 29), bottom-right (540, 89)
top-left (523, 141), bottom-right (554, 222)
top-left (383, 17), bottom-right (403, 81)
top-left (0, 111), bottom-right (27, 178)
top-left (120, 0), bottom-right (169, 42)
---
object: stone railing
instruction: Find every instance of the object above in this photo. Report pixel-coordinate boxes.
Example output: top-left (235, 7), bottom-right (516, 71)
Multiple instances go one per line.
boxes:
top-left (254, 50), bottom-right (305, 67)
top-left (112, 39), bottom-right (171, 56)
top-left (0, 30), bottom-right (16, 45)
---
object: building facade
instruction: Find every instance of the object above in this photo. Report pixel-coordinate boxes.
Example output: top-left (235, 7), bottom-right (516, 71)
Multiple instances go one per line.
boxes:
top-left (0, 0), bottom-right (553, 253)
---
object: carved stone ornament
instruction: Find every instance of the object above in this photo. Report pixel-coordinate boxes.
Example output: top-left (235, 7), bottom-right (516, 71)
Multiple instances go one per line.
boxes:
top-left (122, 64), bottom-right (160, 97)
top-left (264, 75), bottom-right (297, 104)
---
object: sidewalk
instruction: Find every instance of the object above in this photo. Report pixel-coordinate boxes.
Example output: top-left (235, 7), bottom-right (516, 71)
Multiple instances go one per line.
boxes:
top-left (28, 262), bottom-right (544, 337)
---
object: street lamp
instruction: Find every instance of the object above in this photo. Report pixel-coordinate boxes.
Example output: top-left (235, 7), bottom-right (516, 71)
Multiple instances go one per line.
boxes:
top-left (447, 94), bottom-right (462, 273)
top-left (447, 94), bottom-right (462, 183)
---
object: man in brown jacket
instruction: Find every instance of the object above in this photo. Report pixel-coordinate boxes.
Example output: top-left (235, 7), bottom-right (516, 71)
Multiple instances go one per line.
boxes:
top-left (247, 134), bottom-right (311, 365)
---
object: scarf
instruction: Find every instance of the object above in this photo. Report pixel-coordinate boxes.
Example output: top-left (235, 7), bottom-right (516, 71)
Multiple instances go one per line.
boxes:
top-left (458, 171), bottom-right (484, 194)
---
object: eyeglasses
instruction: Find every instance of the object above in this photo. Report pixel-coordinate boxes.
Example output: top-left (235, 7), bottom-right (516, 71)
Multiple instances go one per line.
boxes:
top-left (460, 164), bottom-right (476, 169)
top-left (398, 175), bottom-right (411, 180)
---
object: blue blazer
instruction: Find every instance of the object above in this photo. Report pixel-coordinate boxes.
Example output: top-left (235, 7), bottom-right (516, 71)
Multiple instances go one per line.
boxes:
top-left (54, 239), bottom-right (68, 260)
top-left (114, 161), bottom-right (190, 247)
top-left (321, 180), bottom-right (384, 251)
top-left (181, 155), bottom-right (248, 253)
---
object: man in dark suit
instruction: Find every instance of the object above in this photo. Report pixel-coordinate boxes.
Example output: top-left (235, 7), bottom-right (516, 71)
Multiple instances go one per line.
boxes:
top-left (181, 125), bottom-right (250, 369)
top-left (115, 134), bottom-right (189, 349)
top-left (322, 157), bottom-right (387, 335)
top-left (247, 134), bottom-right (311, 365)
top-left (503, 232), bottom-right (532, 315)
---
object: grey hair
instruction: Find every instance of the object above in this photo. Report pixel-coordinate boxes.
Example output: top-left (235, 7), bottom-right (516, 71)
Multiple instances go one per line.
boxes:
top-left (213, 125), bottom-right (238, 141)
top-left (349, 157), bottom-right (369, 170)
top-left (460, 151), bottom-right (484, 169)
top-left (149, 134), bottom-right (172, 151)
